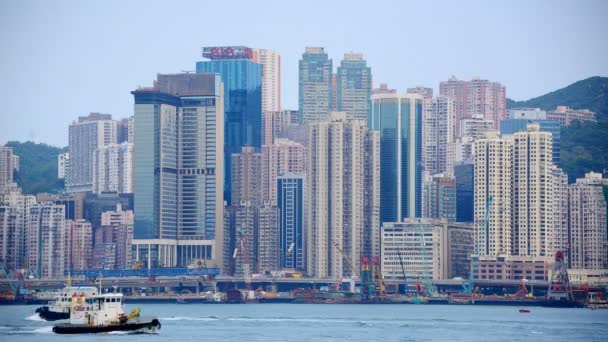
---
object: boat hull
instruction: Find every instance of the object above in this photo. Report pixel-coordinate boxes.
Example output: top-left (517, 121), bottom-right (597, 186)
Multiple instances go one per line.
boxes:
top-left (53, 318), bottom-right (161, 334)
top-left (35, 306), bottom-right (70, 321)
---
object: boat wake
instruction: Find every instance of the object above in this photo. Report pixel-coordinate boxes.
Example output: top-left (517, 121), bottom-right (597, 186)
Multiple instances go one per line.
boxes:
top-left (162, 316), bottom-right (218, 321)
top-left (0, 325), bottom-right (55, 335)
top-left (26, 313), bottom-right (45, 322)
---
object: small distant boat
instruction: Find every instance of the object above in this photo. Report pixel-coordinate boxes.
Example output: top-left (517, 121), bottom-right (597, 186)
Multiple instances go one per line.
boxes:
top-left (519, 309), bottom-right (530, 313)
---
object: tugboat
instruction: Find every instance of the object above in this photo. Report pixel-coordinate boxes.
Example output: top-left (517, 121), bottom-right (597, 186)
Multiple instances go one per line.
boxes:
top-left (35, 286), bottom-right (99, 321)
top-left (52, 292), bottom-right (161, 334)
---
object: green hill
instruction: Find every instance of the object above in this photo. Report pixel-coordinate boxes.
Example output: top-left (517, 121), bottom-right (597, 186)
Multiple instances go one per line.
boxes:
top-left (508, 76), bottom-right (608, 182)
top-left (4, 141), bottom-right (66, 194)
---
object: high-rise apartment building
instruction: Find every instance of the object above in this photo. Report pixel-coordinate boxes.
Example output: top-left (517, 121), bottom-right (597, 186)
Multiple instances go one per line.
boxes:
top-left (252, 48), bottom-right (281, 113)
top-left (440, 76), bottom-right (506, 133)
top-left (569, 173), bottom-right (608, 270)
top-left (512, 125), bottom-right (554, 258)
top-left (299, 47), bottom-right (333, 123)
top-left (277, 174), bottom-right (304, 270)
top-left (131, 73), bottom-right (224, 268)
top-left (93, 142), bottom-right (133, 194)
top-left (371, 93), bottom-right (423, 222)
top-left (98, 203), bottom-right (133, 269)
top-left (231, 146), bottom-right (263, 207)
top-left (424, 96), bottom-right (455, 175)
top-left (58, 152), bottom-right (69, 180)
top-left (27, 202), bottom-right (65, 278)
top-left (429, 176), bottom-right (456, 222)
top-left (500, 116), bottom-right (561, 166)
top-left (64, 219), bottom-right (92, 271)
top-left (552, 167), bottom-right (569, 264)
top-left (67, 113), bottom-right (117, 193)
top-left (306, 112), bottom-right (380, 277)
top-left (261, 139), bottom-right (306, 205)
top-left (0, 188), bottom-right (36, 272)
top-left (0, 146), bottom-right (18, 193)
top-left (336, 53), bottom-right (371, 122)
top-left (196, 46), bottom-right (262, 203)
top-left (263, 110), bottom-right (298, 145)
top-left (474, 131), bottom-right (513, 257)
top-left (257, 203), bottom-right (280, 273)
top-left (223, 204), bottom-right (255, 275)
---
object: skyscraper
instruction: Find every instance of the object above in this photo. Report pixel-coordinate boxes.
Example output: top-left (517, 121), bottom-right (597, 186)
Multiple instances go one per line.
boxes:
top-left (252, 48), bottom-right (281, 113)
top-left (336, 52), bottom-right (371, 122)
top-left (512, 124), bottom-right (554, 258)
top-left (196, 46), bottom-right (262, 203)
top-left (278, 174), bottom-right (304, 270)
top-left (64, 219), bottom-right (92, 271)
top-left (429, 176), bottom-right (457, 222)
top-left (261, 138), bottom-right (306, 205)
top-left (28, 202), bottom-right (65, 278)
top-left (454, 160), bottom-right (474, 223)
top-left (370, 92), bottom-right (423, 222)
top-left (306, 112), bottom-right (380, 277)
top-left (0, 187), bottom-right (36, 272)
top-left (0, 145), bottom-right (18, 193)
top-left (299, 47), bottom-right (333, 123)
top-left (231, 146), bottom-right (263, 207)
top-left (93, 142), bottom-right (134, 194)
top-left (440, 76), bottom-right (506, 133)
top-left (424, 96), bottom-right (455, 175)
top-left (99, 203), bottom-right (133, 269)
top-left (569, 172), bottom-right (608, 270)
top-left (131, 73), bottom-right (224, 268)
top-left (256, 203), bottom-right (280, 273)
top-left (67, 113), bottom-right (117, 193)
top-left (552, 167), bottom-right (569, 264)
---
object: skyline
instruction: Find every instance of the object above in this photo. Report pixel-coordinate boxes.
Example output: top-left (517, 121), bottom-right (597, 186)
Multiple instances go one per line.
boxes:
top-left (1, 0), bottom-right (607, 147)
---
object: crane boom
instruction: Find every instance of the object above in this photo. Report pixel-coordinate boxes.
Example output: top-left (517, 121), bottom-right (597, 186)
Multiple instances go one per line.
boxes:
top-left (418, 219), bottom-right (437, 297)
top-left (396, 250), bottom-right (409, 294)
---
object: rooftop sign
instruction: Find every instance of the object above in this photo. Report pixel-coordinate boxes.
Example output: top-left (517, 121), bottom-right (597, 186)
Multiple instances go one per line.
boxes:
top-left (202, 46), bottom-right (253, 60)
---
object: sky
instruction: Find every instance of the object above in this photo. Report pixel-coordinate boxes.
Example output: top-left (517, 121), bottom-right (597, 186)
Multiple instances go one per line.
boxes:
top-left (0, 0), bottom-right (607, 147)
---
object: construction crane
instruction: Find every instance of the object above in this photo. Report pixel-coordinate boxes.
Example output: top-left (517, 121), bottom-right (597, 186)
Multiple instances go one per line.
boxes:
top-left (372, 256), bottom-right (386, 301)
top-left (360, 257), bottom-right (373, 301)
top-left (463, 196), bottom-right (492, 294)
top-left (396, 249), bottom-right (409, 295)
top-left (331, 240), bottom-right (360, 278)
top-left (418, 219), bottom-right (437, 297)
top-left (238, 228), bottom-right (252, 291)
top-left (0, 263), bottom-right (25, 300)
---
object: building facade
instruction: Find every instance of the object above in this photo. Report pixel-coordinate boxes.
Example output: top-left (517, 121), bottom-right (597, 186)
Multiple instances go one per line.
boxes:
top-left (261, 138), bottom-right (306, 205)
top-left (131, 73), bottom-right (224, 268)
top-left (58, 152), bottom-right (69, 180)
top-left (429, 176), bottom-right (456, 223)
top-left (93, 142), bottom-right (134, 194)
top-left (196, 46), bottom-right (262, 204)
top-left (64, 219), bottom-right (92, 271)
top-left (27, 203), bottom-right (65, 278)
top-left (67, 113), bottom-right (117, 193)
top-left (252, 48), bottom-right (281, 113)
top-left (424, 96), bottom-right (455, 175)
top-left (299, 47), bottom-right (333, 123)
top-left (277, 174), bottom-right (304, 270)
top-left (371, 92), bottom-right (423, 222)
top-left (306, 113), bottom-right (380, 277)
top-left (0, 146), bottom-right (18, 194)
top-left (439, 76), bottom-right (506, 133)
top-left (336, 52), bottom-right (371, 122)
top-left (231, 146), bottom-right (263, 207)
top-left (263, 110), bottom-right (298, 145)
top-left (0, 188), bottom-right (36, 272)
top-left (500, 118), bottom-right (561, 165)
top-left (454, 160), bottom-right (474, 223)
top-left (547, 106), bottom-right (596, 126)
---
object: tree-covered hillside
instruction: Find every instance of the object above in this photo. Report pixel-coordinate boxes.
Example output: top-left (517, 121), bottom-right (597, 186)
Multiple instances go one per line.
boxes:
top-left (508, 76), bottom-right (608, 181)
top-left (4, 141), bottom-right (66, 194)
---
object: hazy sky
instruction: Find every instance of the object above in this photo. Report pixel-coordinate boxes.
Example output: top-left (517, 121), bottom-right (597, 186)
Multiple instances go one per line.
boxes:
top-left (1, 0), bottom-right (606, 147)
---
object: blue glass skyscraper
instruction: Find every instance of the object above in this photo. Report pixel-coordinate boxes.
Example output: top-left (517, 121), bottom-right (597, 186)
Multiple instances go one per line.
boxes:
top-left (299, 47), bottom-right (333, 123)
top-left (454, 160), bottom-right (474, 222)
top-left (337, 53), bottom-right (371, 123)
top-left (371, 93), bottom-right (423, 222)
top-left (196, 46), bottom-right (262, 204)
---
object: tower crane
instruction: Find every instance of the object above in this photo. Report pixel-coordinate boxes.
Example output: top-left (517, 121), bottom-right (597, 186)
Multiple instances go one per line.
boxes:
top-left (396, 249), bottom-right (409, 295)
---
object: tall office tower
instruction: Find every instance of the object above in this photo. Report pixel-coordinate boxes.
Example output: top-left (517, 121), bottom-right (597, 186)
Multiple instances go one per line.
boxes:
top-left (252, 49), bottom-right (281, 113)
top-left (370, 92), bottom-right (423, 222)
top-left (552, 167), bottom-right (570, 264)
top-left (0, 188), bottom-right (36, 272)
top-left (500, 109), bottom-right (561, 165)
top-left (440, 76), bottom-right (506, 133)
top-left (547, 106), bottom-right (596, 126)
top-left (99, 203), bottom-right (133, 269)
top-left (512, 124), bottom-right (554, 258)
top-left (263, 110), bottom-right (298, 145)
top-left (58, 152), bottom-right (69, 180)
top-left (131, 73), bottom-right (224, 268)
top-left (429, 175), bottom-right (456, 222)
top-left (424, 96), bottom-right (455, 175)
top-left (231, 146), bottom-right (263, 207)
top-left (454, 160), bottom-right (474, 222)
top-left (336, 53), bottom-right (372, 122)
top-left (257, 203), bottom-right (280, 273)
top-left (277, 174), bottom-right (304, 270)
top-left (332, 73), bottom-right (338, 112)
top-left (306, 113), bottom-right (380, 277)
top-left (93, 142), bottom-right (134, 194)
top-left (569, 173), bottom-right (608, 270)
top-left (0, 145), bottom-right (18, 193)
top-left (474, 131), bottom-right (513, 257)
top-left (299, 47), bottom-right (333, 123)
top-left (27, 203), bottom-right (65, 278)
top-left (196, 46), bottom-right (262, 204)
top-left (67, 113), bottom-right (117, 193)
top-left (64, 219), bottom-right (92, 271)
top-left (261, 138), bottom-right (306, 205)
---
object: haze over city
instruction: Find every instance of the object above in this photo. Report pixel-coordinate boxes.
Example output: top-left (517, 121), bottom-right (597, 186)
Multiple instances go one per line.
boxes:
top-left (1, 0), bottom-right (607, 146)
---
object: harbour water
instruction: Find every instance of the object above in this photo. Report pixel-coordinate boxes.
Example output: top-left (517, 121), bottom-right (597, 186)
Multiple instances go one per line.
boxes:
top-left (1, 304), bottom-right (607, 341)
